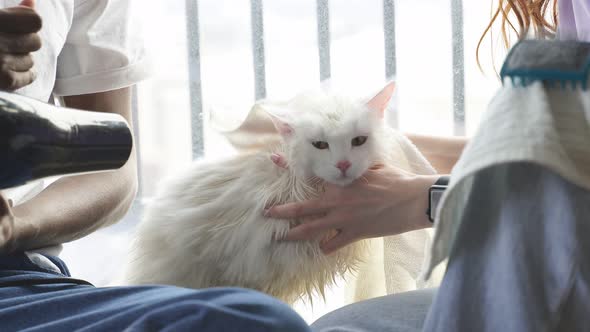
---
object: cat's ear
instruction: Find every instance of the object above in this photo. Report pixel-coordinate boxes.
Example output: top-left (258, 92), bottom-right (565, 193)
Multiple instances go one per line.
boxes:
top-left (270, 115), bottom-right (294, 137)
top-left (260, 104), bottom-right (294, 138)
top-left (366, 81), bottom-right (395, 119)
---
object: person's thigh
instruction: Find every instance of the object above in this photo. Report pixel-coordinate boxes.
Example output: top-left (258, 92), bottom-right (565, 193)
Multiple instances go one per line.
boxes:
top-left (311, 288), bottom-right (435, 332)
top-left (0, 263), bottom-right (309, 332)
top-left (424, 163), bottom-right (590, 332)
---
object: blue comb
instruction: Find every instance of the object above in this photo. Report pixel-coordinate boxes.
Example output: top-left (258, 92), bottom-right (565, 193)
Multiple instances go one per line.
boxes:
top-left (500, 40), bottom-right (590, 90)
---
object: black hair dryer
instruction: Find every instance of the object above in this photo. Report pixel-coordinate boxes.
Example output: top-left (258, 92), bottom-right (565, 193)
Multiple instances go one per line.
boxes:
top-left (0, 91), bottom-right (133, 190)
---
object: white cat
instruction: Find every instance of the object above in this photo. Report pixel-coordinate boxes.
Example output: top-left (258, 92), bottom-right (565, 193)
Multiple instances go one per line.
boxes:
top-left (123, 82), bottom-right (437, 304)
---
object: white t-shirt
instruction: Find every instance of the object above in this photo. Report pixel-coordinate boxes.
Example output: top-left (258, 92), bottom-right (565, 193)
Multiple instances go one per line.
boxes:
top-left (1, 0), bottom-right (150, 254)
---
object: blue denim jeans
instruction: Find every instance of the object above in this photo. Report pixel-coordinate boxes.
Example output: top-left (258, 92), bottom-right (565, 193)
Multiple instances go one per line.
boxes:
top-left (312, 163), bottom-right (590, 332)
top-left (0, 252), bottom-right (310, 332)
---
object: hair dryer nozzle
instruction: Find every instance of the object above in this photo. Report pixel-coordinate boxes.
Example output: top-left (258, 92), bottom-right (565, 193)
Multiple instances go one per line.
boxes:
top-left (0, 91), bottom-right (133, 190)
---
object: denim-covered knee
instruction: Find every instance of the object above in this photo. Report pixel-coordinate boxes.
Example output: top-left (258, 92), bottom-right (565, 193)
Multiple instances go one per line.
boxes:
top-left (209, 288), bottom-right (310, 332)
top-left (312, 289), bottom-right (434, 332)
top-left (122, 287), bottom-right (309, 331)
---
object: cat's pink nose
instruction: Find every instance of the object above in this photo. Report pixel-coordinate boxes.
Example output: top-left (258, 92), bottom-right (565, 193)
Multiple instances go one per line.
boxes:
top-left (336, 160), bottom-right (351, 173)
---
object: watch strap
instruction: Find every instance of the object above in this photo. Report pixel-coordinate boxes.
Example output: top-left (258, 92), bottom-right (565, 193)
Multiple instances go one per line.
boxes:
top-left (426, 175), bottom-right (450, 222)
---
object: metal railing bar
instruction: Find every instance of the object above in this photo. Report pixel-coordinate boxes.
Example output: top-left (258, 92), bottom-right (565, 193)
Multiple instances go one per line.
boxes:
top-left (317, 0), bottom-right (331, 81)
top-left (251, 0), bottom-right (267, 100)
top-left (451, 0), bottom-right (466, 135)
top-left (185, 0), bottom-right (205, 158)
top-left (383, 0), bottom-right (398, 127)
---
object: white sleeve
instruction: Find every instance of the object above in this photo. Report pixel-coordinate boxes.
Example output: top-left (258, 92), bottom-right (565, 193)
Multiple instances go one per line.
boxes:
top-left (53, 0), bottom-right (151, 96)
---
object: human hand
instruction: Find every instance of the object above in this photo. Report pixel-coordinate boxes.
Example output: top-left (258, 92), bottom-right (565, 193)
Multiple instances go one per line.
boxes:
top-left (265, 153), bottom-right (437, 254)
top-left (0, 194), bottom-right (15, 254)
top-left (0, 0), bottom-right (42, 91)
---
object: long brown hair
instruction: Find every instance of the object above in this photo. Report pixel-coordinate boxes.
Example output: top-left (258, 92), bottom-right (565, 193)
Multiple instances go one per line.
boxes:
top-left (476, 0), bottom-right (559, 71)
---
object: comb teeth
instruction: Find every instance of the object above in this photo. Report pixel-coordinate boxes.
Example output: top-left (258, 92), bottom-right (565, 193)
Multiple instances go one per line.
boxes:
top-left (500, 40), bottom-right (590, 91)
top-left (501, 76), bottom-right (590, 90)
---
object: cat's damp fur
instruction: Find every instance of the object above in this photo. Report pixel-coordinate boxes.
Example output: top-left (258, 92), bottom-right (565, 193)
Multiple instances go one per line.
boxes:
top-left (123, 83), bottom-right (436, 304)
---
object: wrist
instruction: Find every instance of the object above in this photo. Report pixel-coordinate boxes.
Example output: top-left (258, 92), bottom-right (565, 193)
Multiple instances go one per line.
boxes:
top-left (410, 174), bottom-right (440, 230)
top-left (0, 215), bottom-right (16, 255)
top-left (11, 205), bottom-right (39, 252)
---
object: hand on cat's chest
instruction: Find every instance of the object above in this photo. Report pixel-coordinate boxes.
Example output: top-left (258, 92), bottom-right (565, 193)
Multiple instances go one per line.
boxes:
top-left (287, 214), bottom-right (339, 243)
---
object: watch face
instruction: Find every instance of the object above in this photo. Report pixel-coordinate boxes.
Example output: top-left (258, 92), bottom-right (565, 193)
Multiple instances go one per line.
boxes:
top-left (429, 188), bottom-right (446, 221)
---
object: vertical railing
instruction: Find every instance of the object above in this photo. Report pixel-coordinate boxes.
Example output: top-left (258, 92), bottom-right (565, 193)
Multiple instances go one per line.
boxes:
top-left (383, 0), bottom-right (398, 127)
top-left (131, 85), bottom-right (142, 198)
top-left (184, 0), bottom-right (468, 159)
top-left (251, 0), bottom-right (267, 100)
top-left (185, 0), bottom-right (205, 159)
top-left (383, 0), bottom-right (396, 80)
top-left (316, 0), bottom-right (331, 81)
top-left (451, 0), bottom-right (465, 135)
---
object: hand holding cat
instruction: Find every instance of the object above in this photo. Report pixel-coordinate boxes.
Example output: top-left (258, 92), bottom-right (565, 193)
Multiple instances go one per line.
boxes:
top-left (266, 154), bottom-right (437, 254)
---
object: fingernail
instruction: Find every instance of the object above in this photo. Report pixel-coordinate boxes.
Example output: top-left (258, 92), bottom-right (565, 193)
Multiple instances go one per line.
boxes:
top-left (270, 154), bottom-right (280, 163)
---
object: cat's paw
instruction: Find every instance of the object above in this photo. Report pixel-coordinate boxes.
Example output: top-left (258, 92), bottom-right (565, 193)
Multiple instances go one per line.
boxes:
top-left (270, 153), bottom-right (288, 169)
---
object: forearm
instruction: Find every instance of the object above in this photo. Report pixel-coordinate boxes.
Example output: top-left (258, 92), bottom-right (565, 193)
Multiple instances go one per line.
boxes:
top-left (12, 161), bottom-right (136, 250)
top-left (405, 133), bottom-right (467, 174)
top-left (11, 87), bottom-right (137, 251)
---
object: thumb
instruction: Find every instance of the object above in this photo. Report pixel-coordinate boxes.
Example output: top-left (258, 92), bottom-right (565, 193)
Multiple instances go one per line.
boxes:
top-left (19, 0), bottom-right (35, 8)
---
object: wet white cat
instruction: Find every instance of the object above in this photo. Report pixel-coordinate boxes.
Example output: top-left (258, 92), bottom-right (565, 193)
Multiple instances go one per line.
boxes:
top-left (123, 83), bottom-right (436, 304)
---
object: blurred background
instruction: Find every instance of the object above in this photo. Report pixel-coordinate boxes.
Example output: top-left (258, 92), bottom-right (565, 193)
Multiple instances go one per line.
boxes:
top-left (60, 0), bottom-right (508, 323)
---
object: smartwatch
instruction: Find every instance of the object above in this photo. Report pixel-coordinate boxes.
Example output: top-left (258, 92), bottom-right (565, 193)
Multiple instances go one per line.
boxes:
top-left (426, 176), bottom-right (450, 223)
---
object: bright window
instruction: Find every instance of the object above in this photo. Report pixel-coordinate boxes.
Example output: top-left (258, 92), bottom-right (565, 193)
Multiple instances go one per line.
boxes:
top-left (61, 0), bottom-right (504, 323)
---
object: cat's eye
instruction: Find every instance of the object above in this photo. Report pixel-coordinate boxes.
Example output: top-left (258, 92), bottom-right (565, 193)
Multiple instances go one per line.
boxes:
top-left (312, 141), bottom-right (329, 150)
top-left (351, 136), bottom-right (368, 147)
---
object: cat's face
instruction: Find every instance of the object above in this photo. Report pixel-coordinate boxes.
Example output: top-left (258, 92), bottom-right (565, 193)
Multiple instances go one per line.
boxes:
top-left (269, 82), bottom-right (394, 186)
top-left (292, 108), bottom-right (381, 186)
